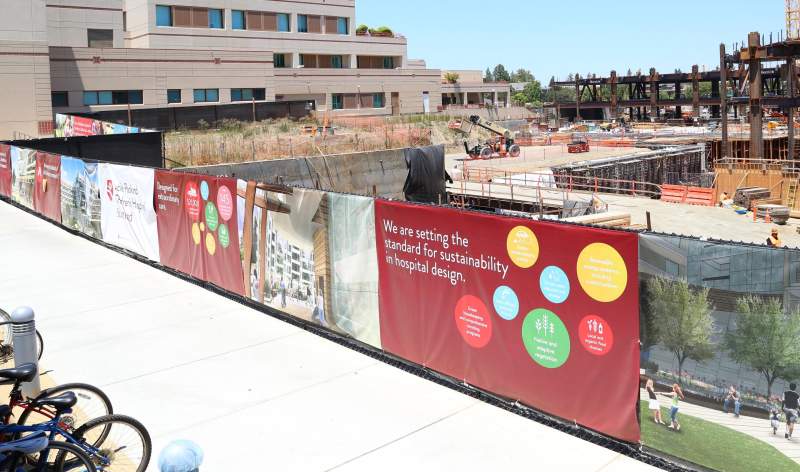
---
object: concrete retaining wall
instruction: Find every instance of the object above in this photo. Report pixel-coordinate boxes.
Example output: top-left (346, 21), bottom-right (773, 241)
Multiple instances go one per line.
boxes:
top-left (180, 147), bottom-right (411, 199)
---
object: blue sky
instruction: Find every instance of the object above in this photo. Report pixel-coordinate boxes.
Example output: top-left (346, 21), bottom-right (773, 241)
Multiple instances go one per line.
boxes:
top-left (357, 0), bottom-right (783, 82)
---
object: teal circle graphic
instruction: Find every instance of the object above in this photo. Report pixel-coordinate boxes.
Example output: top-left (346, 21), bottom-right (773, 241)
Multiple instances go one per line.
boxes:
top-left (540, 266), bottom-right (570, 304)
top-left (200, 181), bottom-right (210, 200)
top-left (493, 285), bottom-right (519, 320)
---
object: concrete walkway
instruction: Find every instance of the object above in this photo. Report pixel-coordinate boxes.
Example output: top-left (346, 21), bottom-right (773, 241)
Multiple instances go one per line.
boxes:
top-left (641, 389), bottom-right (800, 463)
top-left (0, 201), bottom-right (659, 472)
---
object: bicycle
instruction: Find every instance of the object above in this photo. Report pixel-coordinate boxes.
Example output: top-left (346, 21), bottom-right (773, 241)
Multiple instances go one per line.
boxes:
top-left (0, 308), bottom-right (44, 366)
top-left (0, 365), bottom-right (151, 472)
top-left (0, 430), bottom-right (97, 472)
top-left (0, 364), bottom-right (112, 436)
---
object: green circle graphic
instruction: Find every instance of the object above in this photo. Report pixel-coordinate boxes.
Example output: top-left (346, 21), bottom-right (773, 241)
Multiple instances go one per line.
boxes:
top-left (205, 201), bottom-right (219, 231)
top-left (218, 223), bottom-right (230, 248)
top-left (521, 308), bottom-right (570, 369)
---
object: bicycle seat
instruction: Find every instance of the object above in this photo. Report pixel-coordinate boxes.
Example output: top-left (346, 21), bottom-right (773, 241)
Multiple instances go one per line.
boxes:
top-left (34, 391), bottom-right (77, 411)
top-left (0, 363), bottom-right (36, 383)
top-left (0, 431), bottom-right (48, 455)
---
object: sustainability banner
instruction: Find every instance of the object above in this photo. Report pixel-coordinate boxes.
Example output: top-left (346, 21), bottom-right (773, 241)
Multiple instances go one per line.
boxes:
top-left (374, 200), bottom-right (640, 442)
top-left (98, 164), bottom-right (159, 261)
top-left (33, 153), bottom-right (61, 222)
top-left (155, 170), bottom-right (244, 295)
top-left (60, 157), bottom-right (102, 238)
top-left (0, 144), bottom-right (10, 197)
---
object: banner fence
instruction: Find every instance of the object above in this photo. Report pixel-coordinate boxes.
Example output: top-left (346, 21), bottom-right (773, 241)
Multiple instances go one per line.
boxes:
top-left (5, 141), bottom-right (798, 471)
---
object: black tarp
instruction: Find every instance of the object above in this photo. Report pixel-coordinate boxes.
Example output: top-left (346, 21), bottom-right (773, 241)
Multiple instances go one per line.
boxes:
top-left (402, 144), bottom-right (447, 203)
top-left (4, 132), bottom-right (164, 168)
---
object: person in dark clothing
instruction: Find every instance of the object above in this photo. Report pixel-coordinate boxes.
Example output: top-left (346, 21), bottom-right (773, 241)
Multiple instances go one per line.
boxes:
top-left (783, 382), bottom-right (799, 439)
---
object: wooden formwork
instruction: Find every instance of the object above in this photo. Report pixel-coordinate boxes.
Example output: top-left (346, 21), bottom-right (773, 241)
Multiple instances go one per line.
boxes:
top-left (713, 161), bottom-right (800, 210)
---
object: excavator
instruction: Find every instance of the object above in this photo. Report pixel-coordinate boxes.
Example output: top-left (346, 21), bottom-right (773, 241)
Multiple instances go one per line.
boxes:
top-left (461, 115), bottom-right (521, 160)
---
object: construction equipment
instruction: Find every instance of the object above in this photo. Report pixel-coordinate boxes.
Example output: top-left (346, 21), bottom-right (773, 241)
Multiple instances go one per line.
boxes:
top-left (567, 135), bottom-right (590, 153)
top-left (461, 115), bottom-right (521, 160)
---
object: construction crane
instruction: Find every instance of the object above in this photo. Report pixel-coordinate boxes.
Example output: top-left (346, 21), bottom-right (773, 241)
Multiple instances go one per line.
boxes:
top-left (461, 115), bottom-right (521, 160)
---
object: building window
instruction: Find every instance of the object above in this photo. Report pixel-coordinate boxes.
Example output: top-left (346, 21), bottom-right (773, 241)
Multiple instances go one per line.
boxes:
top-left (51, 92), bottom-right (69, 108)
top-left (373, 93), bottom-right (385, 108)
top-left (87, 29), bottom-right (113, 48)
top-left (383, 57), bottom-right (395, 69)
top-left (231, 88), bottom-right (266, 102)
top-left (232, 10), bottom-right (245, 30)
top-left (156, 5), bottom-right (172, 26)
top-left (277, 13), bottom-right (290, 32)
top-left (331, 55), bottom-right (342, 68)
top-left (337, 17), bottom-right (348, 35)
top-left (167, 89), bottom-right (181, 104)
top-left (274, 53), bottom-right (286, 68)
top-left (331, 94), bottom-right (343, 110)
top-left (299, 54), bottom-right (305, 67)
top-left (83, 90), bottom-right (142, 106)
top-left (297, 14), bottom-right (308, 32)
top-left (208, 9), bottom-right (223, 29)
top-left (193, 89), bottom-right (219, 103)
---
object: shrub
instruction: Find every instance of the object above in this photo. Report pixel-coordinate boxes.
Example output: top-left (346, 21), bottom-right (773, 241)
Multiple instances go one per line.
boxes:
top-left (197, 119), bottom-right (209, 130)
top-left (356, 24), bottom-right (368, 34)
top-left (444, 72), bottom-right (460, 84)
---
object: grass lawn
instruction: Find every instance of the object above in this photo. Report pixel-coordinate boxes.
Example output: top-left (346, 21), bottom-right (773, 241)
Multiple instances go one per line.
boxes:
top-left (640, 404), bottom-right (800, 472)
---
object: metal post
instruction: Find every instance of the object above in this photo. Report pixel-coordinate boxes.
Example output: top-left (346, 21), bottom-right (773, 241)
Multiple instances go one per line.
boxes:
top-left (789, 58), bottom-right (797, 161)
top-left (720, 44), bottom-right (730, 158)
top-left (11, 306), bottom-right (41, 398)
top-left (748, 32), bottom-right (764, 160)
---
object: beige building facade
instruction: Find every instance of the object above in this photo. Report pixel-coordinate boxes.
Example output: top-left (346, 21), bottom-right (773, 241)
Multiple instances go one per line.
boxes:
top-left (0, 0), bottom-right (496, 139)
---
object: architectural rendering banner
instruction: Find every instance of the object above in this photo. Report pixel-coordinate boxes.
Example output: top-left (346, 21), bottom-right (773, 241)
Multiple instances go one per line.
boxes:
top-left (60, 157), bottom-right (102, 239)
top-left (374, 200), bottom-right (641, 442)
top-left (98, 164), bottom-right (160, 261)
top-left (0, 145), bottom-right (10, 197)
top-left (10, 147), bottom-right (36, 209)
top-left (33, 153), bottom-right (61, 222)
top-left (155, 170), bottom-right (244, 296)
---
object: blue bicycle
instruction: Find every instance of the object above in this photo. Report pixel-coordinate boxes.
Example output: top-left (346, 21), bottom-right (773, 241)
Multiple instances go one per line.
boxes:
top-left (0, 431), bottom-right (97, 471)
top-left (0, 365), bottom-right (151, 472)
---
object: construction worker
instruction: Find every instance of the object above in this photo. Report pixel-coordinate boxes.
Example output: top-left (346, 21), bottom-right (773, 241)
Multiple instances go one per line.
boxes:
top-left (767, 228), bottom-right (783, 248)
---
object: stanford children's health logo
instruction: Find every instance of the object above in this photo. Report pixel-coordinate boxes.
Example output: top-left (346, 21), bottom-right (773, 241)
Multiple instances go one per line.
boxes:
top-left (106, 180), bottom-right (114, 201)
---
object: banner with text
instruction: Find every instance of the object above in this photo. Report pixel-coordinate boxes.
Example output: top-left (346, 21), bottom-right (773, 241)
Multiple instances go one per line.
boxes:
top-left (155, 170), bottom-right (244, 295)
top-left (55, 113), bottom-right (142, 137)
top-left (375, 200), bottom-right (640, 442)
top-left (0, 145), bottom-right (10, 198)
top-left (98, 164), bottom-right (159, 261)
top-left (33, 153), bottom-right (61, 222)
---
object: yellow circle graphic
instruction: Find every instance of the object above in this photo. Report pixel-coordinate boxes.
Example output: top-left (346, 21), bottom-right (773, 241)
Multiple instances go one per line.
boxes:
top-left (191, 223), bottom-right (201, 245)
top-left (200, 222), bottom-right (205, 232)
top-left (506, 226), bottom-right (539, 268)
top-left (205, 232), bottom-right (217, 255)
top-left (576, 243), bottom-right (628, 302)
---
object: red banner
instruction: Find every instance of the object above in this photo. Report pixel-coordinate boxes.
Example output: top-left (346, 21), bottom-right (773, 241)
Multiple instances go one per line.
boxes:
top-left (155, 170), bottom-right (244, 296)
top-left (0, 145), bottom-right (10, 197)
top-left (375, 201), bottom-right (640, 442)
top-left (33, 152), bottom-right (61, 221)
top-left (70, 116), bottom-right (100, 137)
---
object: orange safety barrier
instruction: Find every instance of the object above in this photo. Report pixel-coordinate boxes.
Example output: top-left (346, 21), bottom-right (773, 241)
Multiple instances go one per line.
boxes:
top-left (684, 186), bottom-right (715, 206)
top-left (660, 184), bottom-right (687, 203)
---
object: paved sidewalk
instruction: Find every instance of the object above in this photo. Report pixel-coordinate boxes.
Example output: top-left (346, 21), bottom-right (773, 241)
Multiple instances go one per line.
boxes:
top-left (0, 201), bottom-right (659, 471)
top-left (641, 389), bottom-right (800, 463)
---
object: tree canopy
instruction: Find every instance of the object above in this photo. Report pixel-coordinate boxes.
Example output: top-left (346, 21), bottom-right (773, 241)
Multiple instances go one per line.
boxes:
top-left (724, 295), bottom-right (800, 399)
top-left (647, 277), bottom-right (715, 384)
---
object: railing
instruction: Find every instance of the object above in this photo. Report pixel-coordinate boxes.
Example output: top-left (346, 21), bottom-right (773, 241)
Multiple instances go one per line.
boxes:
top-left (459, 166), bottom-right (663, 198)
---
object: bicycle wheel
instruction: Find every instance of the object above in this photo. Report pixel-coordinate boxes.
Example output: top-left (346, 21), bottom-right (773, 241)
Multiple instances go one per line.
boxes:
top-left (0, 320), bottom-right (45, 367)
top-left (17, 383), bottom-right (113, 434)
top-left (64, 414), bottom-right (151, 472)
top-left (8, 440), bottom-right (97, 472)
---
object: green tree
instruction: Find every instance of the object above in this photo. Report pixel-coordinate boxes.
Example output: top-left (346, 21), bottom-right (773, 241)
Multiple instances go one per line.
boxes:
top-left (511, 68), bottom-right (535, 83)
top-left (444, 72), bottom-right (460, 84)
top-left (484, 68), bottom-right (494, 83)
top-left (493, 64), bottom-right (511, 82)
top-left (640, 278), bottom-right (661, 353)
top-left (724, 295), bottom-right (800, 399)
top-left (647, 277), bottom-right (715, 385)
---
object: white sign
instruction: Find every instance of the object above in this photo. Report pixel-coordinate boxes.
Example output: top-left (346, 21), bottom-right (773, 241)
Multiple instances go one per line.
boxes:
top-left (98, 164), bottom-right (160, 261)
